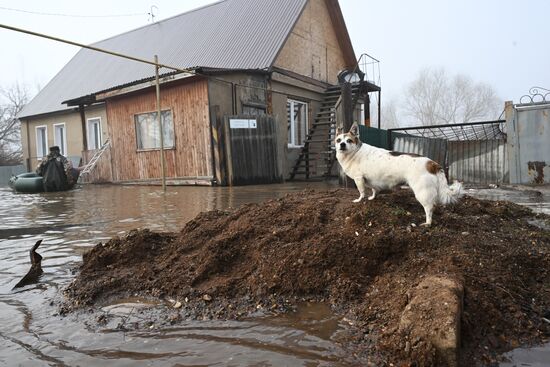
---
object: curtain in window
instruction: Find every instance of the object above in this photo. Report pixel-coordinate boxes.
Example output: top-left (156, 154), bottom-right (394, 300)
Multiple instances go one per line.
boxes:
top-left (36, 127), bottom-right (47, 157)
top-left (135, 111), bottom-right (174, 149)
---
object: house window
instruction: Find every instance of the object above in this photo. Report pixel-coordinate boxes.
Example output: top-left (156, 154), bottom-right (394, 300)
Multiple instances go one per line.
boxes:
top-left (87, 118), bottom-right (102, 150)
top-left (53, 123), bottom-right (67, 156)
top-left (35, 126), bottom-right (47, 158)
top-left (134, 110), bottom-right (175, 150)
top-left (287, 99), bottom-right (308, 147)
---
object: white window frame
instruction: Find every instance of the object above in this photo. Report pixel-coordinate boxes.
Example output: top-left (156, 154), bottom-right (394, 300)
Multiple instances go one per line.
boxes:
top-left (287, 99), bottom-right (308, 148)
top-left (35, 125), bottom-right (48, 159)
top-left (53, 123), bottom-right (67, 156)
top-left (87, 117), bottom-right (102, 150)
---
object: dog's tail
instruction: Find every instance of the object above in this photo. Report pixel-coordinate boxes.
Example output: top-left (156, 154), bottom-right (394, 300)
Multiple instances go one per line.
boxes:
top-left (436, 171), bottom-right (464, 205)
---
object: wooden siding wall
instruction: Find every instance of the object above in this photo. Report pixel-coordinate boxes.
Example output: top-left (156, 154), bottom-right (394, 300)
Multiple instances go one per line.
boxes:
top-left (106, 79), bottom-right (213, 182)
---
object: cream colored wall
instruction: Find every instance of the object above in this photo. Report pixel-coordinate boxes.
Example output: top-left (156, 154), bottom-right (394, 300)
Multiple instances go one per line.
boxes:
top-left (22, 111), bottom-right (83, 169)
top-left (274, 0), bottom-right (347, 85)
top-left (21, 104), bottom-right (108, 170)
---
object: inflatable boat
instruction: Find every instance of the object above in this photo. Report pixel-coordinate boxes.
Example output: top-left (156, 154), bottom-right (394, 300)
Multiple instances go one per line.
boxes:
top-left (9, 172), bottom-right (44, 193)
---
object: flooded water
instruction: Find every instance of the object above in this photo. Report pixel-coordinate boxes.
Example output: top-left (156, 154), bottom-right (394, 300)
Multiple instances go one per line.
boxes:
top-left (466, 186), bottom-right (550, 216)
top-left (1, 182), bottom-right (363, 366)
top-left (0, 182), bottom-right (548, 366)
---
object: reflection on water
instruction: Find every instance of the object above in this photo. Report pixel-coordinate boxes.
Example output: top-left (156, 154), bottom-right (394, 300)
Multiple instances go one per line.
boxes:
top-left (499, 343), bottom-right (550, 367)
top-left (1, 182), bottom-right (361, 367)
top-left (466, 186), bottom-right (550, 215)
top-left (0, 182), bottom-right (548, 366)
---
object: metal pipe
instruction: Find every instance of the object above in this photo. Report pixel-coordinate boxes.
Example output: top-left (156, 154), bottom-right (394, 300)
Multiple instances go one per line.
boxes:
top-left (154, 55), bottom-right (166, 192)
top-left (0, 23), bottom-right (191, 74)
top-left (231, 83), bottom-right (237, 115)
top-left (377, 90), bottom-right (381, 129)
top-left (387, 119), bottom-right (506, 132)
top-left (358, 52), bottom-right (381, 63)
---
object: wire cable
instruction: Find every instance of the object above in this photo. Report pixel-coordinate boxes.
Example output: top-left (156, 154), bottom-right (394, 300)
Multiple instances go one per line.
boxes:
top-left (0, 5), bottom-right (146, 18)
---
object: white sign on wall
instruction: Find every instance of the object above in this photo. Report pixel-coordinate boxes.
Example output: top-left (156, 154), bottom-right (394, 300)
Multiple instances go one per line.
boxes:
top-left (230, 119), bottom-right (257, 129)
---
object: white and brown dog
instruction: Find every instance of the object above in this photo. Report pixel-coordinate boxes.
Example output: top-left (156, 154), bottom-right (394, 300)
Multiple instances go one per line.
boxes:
top-left (335, 123), bottom-right (463, 226)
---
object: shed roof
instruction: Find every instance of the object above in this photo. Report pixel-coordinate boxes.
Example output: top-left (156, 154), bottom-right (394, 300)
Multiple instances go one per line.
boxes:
top-left (19, 0), bottom-right (309, 118)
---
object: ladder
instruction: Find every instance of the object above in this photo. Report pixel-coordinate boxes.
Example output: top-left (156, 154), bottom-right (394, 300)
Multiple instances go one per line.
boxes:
top-left (80, 139), bottom-right (110, 175)
top-left (289, 84), bottom-right (362, 180)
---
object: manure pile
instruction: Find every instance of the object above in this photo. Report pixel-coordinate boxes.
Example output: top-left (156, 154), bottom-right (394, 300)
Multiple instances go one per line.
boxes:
top-left (63, 189), bottom-right (550, 366)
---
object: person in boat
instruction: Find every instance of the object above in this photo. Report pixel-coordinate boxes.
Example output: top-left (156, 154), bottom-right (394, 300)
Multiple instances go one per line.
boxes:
top-left (36, 146), bottom-right (81, 191)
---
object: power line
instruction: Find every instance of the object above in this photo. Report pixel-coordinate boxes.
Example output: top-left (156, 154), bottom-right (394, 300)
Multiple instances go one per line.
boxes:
top-left (0, 5), bottom-right (147, 18)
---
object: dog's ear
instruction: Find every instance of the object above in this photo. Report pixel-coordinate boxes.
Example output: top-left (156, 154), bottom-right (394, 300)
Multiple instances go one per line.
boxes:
top-left (336, 126), bottom-right (344, 136)
top-left (349, 122), bottom-right (359, 137)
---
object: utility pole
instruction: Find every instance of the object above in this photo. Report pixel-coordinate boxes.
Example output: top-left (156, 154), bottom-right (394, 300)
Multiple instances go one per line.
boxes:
top-left (154, 55), bottom-right (166, 192)
top-left (340, 82), bottom-right (355, 187)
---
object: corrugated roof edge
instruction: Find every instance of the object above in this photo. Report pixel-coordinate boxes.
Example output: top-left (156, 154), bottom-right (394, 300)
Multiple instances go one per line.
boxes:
top-left (62, 69), bottom-right (191, 106)
top-left (62, 66), bottom-right (272, 106)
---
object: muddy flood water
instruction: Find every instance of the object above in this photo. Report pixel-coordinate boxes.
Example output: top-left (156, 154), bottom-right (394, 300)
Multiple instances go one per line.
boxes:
top-left (1, 182), bottom-right (548, 366)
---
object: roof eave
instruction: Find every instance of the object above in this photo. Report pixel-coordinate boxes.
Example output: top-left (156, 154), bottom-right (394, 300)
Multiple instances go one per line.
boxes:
top-left (198, 67), bottom-right (270, 75)
top-left (324, 0), bottom-right (357, 69)
top-left (18, 107), bottom-right (80, 120)
top-left (63, 70), bottom-right (198, 106)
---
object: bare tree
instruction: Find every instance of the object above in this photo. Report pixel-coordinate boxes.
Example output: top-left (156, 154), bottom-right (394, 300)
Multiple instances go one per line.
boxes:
top-left (380, 97), bottom-right (402, 129)
top-left (404, 68), bottom-right (502, 126)
top-left (367, 95), bottom-right (402, 130)
top-left (0, 83), bottom-right (29, 165)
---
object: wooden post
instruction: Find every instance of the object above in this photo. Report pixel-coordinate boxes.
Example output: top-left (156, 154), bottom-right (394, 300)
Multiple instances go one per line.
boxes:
top-left (378, 90), bottom-right (381, 129)
top-left (340, 82), bottom-right (354, 187)
top-left (305, 142), bottom-right (310, 179)
top-left (223, 117), bottom-right (234, 185)
top-left (79, 105), bottom-right (88, 151)
top-left (154, 55), bottom-right (166, 191)
top-left (364, 93), bottom-right (371, 127)
top-left (342, 82), bottom-right (353, 131)
top-left (210, 106), bottom-right (227, 186)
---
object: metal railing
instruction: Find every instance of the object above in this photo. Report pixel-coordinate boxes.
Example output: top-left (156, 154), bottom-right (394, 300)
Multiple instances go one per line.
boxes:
top-left (519, 86), bottom-right (550, 104)
top-left (355, 53), bottom-right (381, 87)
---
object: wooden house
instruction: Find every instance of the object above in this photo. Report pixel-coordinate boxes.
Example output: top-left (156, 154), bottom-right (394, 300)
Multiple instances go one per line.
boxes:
top-left (18, 0), bottom-right (380, 185)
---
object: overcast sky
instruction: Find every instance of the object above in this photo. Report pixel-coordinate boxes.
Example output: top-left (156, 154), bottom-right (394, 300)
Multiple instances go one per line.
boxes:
top-left (0, 0), bottom-right (549, 104)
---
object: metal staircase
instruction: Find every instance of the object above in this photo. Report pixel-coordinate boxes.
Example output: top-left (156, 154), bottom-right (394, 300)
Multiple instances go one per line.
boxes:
top-left (289, 84), bottom-right (362, 180)
top-left (80, 139), bottom-right (110, 175)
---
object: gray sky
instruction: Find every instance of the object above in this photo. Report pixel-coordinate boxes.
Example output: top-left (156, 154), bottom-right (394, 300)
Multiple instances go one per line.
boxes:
top-left (0, 0), bottom-right (549, 103)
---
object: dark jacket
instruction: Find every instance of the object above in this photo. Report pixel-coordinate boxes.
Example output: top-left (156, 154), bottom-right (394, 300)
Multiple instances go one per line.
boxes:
top-left (36, 153), bottom-right (72, 192)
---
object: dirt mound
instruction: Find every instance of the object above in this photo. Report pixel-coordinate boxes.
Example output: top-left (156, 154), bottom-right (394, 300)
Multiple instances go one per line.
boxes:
top-left (63, 189), bottom-right (550, 366)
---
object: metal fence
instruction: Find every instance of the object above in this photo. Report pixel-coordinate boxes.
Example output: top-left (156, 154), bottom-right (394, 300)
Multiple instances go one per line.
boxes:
top-left (387, 120), bottom-right (508, 184)
top-left (0, 165), bottom-right (26, 186)
top-left (508, 88), bottom-right (550, 184)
